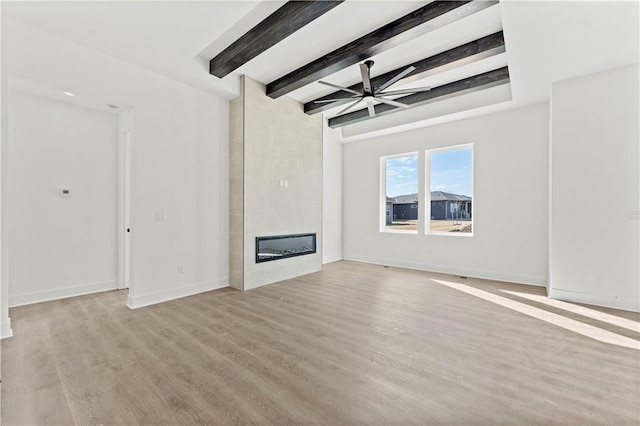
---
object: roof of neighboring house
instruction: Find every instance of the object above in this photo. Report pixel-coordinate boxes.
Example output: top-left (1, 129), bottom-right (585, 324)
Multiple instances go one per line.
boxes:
top-left (392, 194), bottom-right (419, 204)
top-left (386, 192), bottom-right (472, 203)
top-left (430, 191), bottom-right (472, 202)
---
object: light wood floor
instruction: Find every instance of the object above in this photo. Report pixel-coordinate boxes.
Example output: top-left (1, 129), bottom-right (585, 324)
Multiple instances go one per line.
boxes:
top-left (2, 261), bottom-right (639, 425)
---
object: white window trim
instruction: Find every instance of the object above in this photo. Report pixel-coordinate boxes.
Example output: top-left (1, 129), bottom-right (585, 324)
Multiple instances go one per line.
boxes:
top-left (380, 152), bottom-right (419, 234)
top-left (425, 143), bottom-right (474, 237)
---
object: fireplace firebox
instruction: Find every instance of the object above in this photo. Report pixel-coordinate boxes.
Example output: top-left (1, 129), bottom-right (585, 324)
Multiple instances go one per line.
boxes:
top-left (255, 233), bottom-right (316, 263)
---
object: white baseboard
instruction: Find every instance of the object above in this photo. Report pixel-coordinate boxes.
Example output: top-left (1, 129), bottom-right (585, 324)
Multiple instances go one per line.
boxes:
top-left (342, 254), bottom-right (548, 287)
top-left (549, 288), bottom-right (640, 313)
top-left (127, 278), bottom-right (229, 309)
top-left (9, 280), bottom-right (119, 307)
top-left (2, 319), bottom-right (13, 339)
top-left (322, 254), bottom-right (343, 264)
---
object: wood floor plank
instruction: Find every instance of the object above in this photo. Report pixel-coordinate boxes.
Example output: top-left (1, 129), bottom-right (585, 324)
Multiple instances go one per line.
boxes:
top-left (2, 261), bottom-right (639, 425)
top-left (0, 304), bottom-right (75, 425)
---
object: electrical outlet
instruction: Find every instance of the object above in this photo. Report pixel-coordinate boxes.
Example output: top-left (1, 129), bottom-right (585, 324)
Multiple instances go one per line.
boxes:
top-left (156, 211), bottom-right (168, 222)
top-left (178, 265), bottom-right (184, 274)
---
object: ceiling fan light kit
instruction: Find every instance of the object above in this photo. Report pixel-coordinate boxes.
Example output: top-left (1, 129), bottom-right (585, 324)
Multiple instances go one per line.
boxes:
top-left (316, 60), bottom-right (431, 118)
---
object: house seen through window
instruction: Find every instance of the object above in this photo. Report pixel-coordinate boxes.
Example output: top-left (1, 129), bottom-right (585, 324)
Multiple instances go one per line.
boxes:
top-left (427, 144), bottom-right (473, 235)
top-left (383, 153), bottom-right (418, 233)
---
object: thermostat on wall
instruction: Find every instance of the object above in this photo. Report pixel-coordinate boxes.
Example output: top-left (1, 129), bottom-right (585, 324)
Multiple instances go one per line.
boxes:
top-left (59, 188), bottom-right (72, 198)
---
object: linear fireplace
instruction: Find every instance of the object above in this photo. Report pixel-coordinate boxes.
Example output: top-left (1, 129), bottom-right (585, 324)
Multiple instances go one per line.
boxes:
top-left (255, 233), bottom-right (317, 263)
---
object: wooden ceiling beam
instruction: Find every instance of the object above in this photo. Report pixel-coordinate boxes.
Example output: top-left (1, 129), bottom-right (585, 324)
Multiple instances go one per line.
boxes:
top-left (266, 0), bottom-right (498, 98)
top-left (327, 66), bottom-right (510, 128)
top-left (304, 31), bottom-right (506, 115)
top-left (209, 1), bottom-right (344, 78)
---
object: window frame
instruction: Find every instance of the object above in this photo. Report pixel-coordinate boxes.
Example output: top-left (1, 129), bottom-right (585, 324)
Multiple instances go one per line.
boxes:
top-left (425, 143), bottom-right (474, 237)
top-left (380, 151), bottom-right (419, 234)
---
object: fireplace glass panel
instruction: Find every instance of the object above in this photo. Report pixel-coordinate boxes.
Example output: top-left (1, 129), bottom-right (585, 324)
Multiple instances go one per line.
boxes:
top-left (256, 233), bottom-right (316, 263)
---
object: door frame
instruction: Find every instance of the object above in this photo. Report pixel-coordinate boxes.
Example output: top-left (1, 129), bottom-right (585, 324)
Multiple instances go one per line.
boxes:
top-left (118, 110), bottom-right (134, 291)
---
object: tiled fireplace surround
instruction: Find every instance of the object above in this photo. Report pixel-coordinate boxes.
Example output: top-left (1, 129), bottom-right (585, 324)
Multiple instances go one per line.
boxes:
top-left (229, 76), bottom-right (323, 290)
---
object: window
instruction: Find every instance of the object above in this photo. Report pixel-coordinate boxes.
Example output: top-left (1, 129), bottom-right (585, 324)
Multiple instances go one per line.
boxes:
top-left (426, 144), bottom-right (473, 235)
top-left (381, 153), bottom-right (418, 233)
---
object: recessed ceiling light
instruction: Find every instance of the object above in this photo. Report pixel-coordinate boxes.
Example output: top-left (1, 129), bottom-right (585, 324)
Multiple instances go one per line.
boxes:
top-left (63, 91), bottom-right (75, 97)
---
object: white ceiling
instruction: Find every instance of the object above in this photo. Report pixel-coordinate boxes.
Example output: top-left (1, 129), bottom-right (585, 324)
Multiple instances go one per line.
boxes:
top-left (2, 0), bottom-right (638, 140)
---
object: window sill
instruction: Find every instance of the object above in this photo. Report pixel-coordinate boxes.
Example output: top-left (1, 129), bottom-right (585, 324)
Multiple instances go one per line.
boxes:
top-left (425, 231), bottom-right (474, 237)
top-left (381, 230), bottom-right (418, 235)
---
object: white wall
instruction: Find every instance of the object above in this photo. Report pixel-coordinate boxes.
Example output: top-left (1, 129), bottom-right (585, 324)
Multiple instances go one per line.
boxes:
top-left (342, 103), bottom-right (550, 285)
top-left (322, 122), bottom-right (343, 263)
top-left (0, 6), bottom-right (13, 339)
top-left (550, 63), bottom-right (639, 311)
top-left (2, 20), bottom-right (229, 311)
top-left (7, 92), bottom-right (118, 306)
top-left (196, 92), bottom-right (229, 291)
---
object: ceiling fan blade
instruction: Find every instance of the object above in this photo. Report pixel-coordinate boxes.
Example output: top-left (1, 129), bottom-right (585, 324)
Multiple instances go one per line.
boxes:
top-left (337, 98), bottom-right (363, 115)
top-left (375, 66), bottom-right (416, 93)
top-left (375, 97), bottom-right (410, 109)
top-left (360, 63), bottom-right (373, 93)
top-left (379, 86), bottom-right (431, 96)
top-left (366, 100), bottom-right (376, 117)
top-left (313, 98), bottom-right (357, 104)
top-left (318, 80), bottom-right (362, 96)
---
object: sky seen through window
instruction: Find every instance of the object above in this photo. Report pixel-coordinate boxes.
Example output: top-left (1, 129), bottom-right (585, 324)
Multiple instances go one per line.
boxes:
top-left (386, 147), bottom-right (472, 198)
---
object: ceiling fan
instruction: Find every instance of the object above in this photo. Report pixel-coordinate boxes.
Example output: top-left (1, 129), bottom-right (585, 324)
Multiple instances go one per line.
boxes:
top-left (315, 60), bottom-right (431, 118)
